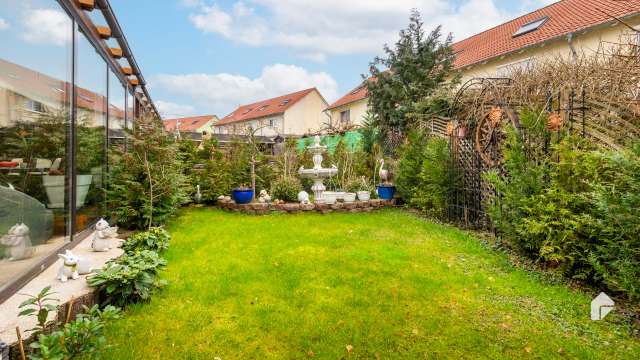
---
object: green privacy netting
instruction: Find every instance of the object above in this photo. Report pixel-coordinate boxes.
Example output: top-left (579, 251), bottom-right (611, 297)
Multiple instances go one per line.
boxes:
top-left (296, 131), bottom-right (363, 154)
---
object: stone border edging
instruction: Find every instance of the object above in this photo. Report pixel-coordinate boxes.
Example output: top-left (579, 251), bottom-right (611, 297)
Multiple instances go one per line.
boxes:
top-left (218, 199), bottom-right (396, 214)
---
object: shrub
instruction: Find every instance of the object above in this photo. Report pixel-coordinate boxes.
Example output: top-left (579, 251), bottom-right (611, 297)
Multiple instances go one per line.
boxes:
top-left (108, 115), bottom-right (189, 229)
top-left (87, 250), bottom-right (167, 307)
top-left (123, 227), bottom-right (170, 254)
top-left (396, 130), bottom-right (453, 218)
top-left (270, 177), bottom-right (302, 202)
top-left (487, 107), bottom-right (640, 300)
top-left (29, 305), bottom-right (120, 360)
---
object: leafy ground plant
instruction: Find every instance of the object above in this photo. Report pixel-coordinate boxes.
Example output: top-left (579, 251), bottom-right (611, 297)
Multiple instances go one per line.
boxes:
top-left (97, 208), bottom-right (640, 359)
top-left (122, 227), bottom-right (171, 253)
top-left (18, 286), bottom-right (59, 336)
top-left (87, 250), bottom-right (167, 307)
top-left (29, 305), bottom-right (120, 360)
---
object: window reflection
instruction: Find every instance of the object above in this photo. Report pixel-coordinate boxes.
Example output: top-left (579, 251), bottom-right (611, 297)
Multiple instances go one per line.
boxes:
top-left (0, 1), bottom-right (72, 292)
top-left (75, 28), bottom-right (107, 230)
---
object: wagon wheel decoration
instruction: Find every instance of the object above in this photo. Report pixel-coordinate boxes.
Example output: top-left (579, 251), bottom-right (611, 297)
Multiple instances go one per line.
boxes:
top-left (474, 106), bottom-right (521, 167)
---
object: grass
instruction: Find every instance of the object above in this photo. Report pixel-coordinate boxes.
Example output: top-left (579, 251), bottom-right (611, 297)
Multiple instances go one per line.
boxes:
top-left (99, 208), bottom-right (640, 359)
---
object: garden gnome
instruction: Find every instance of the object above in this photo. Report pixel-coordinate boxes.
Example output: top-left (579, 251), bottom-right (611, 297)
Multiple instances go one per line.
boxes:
top-left (92, 218), bottom-right (118, 252)
top-left (298, 191), bottom-right (310, 204)
top-left (57, 250), bottom-right (80, 282)
top-left (0, 223), bottom-right (34, 261)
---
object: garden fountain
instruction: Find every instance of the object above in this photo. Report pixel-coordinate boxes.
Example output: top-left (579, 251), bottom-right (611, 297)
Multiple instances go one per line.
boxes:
top-left (299, 135), bottom-right (338, 203)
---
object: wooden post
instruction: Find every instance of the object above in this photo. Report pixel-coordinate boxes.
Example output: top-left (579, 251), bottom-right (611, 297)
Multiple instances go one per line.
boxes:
top-left (15, 327), bottom-right (26, 360)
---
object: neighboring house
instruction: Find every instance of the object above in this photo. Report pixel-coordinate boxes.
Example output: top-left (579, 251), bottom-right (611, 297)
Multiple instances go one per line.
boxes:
top-left (452, 0), bottom-right (640, 82)
top-left (326, 82), bottom-right (369, 129)
top-left (163, 114), bottom-right (219, 139)
top-left (215, 88), bottom-right (329, 137)
top-left (0, 58), bottom-right (125, 130)
top-left (327, 0), bottom-right (640, 122)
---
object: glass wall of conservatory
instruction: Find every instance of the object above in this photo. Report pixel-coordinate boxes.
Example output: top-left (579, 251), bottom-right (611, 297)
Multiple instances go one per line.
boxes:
top-left (0, 0), bottom-right (145, 298)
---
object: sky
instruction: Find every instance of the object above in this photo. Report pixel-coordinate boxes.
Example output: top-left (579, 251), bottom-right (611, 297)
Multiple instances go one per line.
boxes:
top-left (105, 0), bottom-right (557, 119)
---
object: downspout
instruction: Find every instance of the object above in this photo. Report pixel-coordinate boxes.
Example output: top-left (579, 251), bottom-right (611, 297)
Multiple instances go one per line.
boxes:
top-left (567, 32), bottom-right (578, 62)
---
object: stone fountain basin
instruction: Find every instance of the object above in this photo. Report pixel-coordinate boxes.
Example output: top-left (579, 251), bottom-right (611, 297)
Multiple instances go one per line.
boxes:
top-left (298, 168), bottom-right (338, 178)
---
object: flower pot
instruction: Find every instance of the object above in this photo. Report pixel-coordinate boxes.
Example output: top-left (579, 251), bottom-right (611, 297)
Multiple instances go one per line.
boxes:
top-left (42, 174), bottom-right (93, 209)
top-left (323, 191), bottom-right (337, 205)
top-left (334, 191), bottom-right (346, 201)
top-left (343, 193), bottom-right (356, 203)
top-left (357, 191), bottom-right (371, 201)
top-left (457, 126), bottom-right (467, 139)
top-left (376, 185), bottom-right (396, 200)
top-left (232, 188), bottom-right (254, 204)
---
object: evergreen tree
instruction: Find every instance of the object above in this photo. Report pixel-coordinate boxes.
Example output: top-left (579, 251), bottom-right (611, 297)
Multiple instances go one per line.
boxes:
top-left (367, 9), bottom-right (458, 151)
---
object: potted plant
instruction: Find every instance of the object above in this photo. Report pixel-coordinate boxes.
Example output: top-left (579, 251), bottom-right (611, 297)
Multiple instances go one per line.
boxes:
top-left (356, 177), bottom-right (372, 201)
top-left (232, 184), bottom-right (254, 204)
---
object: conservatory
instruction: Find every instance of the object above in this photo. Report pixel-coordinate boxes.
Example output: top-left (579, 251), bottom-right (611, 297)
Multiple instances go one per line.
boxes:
top-left (0, 0), bottom-right (158, 303)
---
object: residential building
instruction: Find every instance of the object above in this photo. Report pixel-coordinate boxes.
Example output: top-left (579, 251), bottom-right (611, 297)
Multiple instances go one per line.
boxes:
top-left (0, 0), bottom-right (158, 305)
top-left (326, 82), bottom-right (369, 129)
top-left (163, 115), bottom-right (219, 144)
top-left (452, 0), bottom-right (640, 82)
top-left (328, 0), bottom-right (640, 124)
top-left (216, 88), bottom-right (329, 137)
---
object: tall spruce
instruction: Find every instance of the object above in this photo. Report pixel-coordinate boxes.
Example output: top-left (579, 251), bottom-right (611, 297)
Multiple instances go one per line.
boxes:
top-left (367, 9), bottom-right (457, 151)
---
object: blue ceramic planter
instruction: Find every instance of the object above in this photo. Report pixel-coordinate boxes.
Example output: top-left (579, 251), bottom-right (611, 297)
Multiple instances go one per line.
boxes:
top-left (376, 185), bottom-right (396, 200)
top-left (232, 189), bottom-right (254, 204)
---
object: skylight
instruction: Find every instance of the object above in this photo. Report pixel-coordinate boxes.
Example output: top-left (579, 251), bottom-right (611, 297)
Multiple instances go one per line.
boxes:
top-left (513, 16), bottom-right (549, 37)
top-left (280, 99), bottom-right (290, 106)
top-left (258, 105), bottom-right (269, 111)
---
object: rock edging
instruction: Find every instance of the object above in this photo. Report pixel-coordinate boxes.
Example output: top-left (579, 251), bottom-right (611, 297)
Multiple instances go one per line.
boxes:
top-left (218, 199), bottom-right (396, 214)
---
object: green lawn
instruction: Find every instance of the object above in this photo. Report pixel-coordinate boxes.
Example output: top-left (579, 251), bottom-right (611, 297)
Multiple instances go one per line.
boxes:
top-left (99, 208), bottom-right (640, 359)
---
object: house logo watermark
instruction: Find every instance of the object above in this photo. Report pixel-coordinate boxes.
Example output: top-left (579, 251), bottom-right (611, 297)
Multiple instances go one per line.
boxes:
top-left (591, 292), bottom-right (614, 321)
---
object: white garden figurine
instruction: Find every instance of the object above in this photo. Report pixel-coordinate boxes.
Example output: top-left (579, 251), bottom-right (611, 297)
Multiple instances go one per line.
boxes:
top-left (57, 250), bottom-right (80, 282)
top-left (91, 218), bottom-right (118, 252)
top-left (0, 223), bottom-right (34, 261)
top-left (258, 190), bottom-right (271, 203)
top-left (298, 191), bottom-right (310, 204)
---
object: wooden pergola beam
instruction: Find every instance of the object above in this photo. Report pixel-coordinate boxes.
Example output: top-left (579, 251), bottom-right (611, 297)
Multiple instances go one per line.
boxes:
top-left (109, 47), bottom-right (123, 58)
top-left (129, 78), bottom-right (140, 86)
top-left (77, 0), bottom-right (95, 11)
top-left (121, 67), bottom-right (133, 75)
top-left (95, 26), bottom-right (112, 39)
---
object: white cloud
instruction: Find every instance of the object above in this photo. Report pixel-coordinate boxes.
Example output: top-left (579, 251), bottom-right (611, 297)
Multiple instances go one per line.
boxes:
top-left (187, 0), bottom-right (534, 61)
top-left (23, 9), bottom-right (71, 46)
top-left (0, 18), bottom-right (9, 30)
top-left (156, 100), bottom-right (197, 119)
top-left (151, 64), bottom-right (338, 116)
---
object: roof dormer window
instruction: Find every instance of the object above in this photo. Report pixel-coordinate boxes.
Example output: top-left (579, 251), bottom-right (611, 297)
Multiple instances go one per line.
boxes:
top-left (280, 99), bottom-right (290, 106)
top-left (513, 16), bottom-right (549, 37)
top-left (258, 105), bottom-right (269, 111)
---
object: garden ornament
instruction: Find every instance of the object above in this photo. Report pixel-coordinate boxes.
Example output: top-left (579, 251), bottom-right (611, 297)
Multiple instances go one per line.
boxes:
top-left (0, 223), bottom-right (34, 261)
top-left (195, 184), bottom-right (202, 204)
top-left (92, 218), bottom-right (118, 252)
top-left (379, 159), bottom-right (389, 184)
top-left (298, 191), bottom-right (310, 204)
top-left (259, 189), bottom-right (271, 203)
top-left (57, 250), bottom-right (81, 282)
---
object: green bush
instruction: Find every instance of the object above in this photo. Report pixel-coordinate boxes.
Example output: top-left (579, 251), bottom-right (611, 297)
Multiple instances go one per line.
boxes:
top-left (108, 115), bottom-right (189, 229)
top-left (396, 130), bottom-right (454, 218)
top-left (87, 250), bottom-right (167, 307)
top-left (486, 107), bottom-right (640, 300)
top-left (270, 177), bottom-right (302, 202)
top-left (29, 305), bottom-right (120, 360)
top-left (123, 227), bottom-right (170, 254)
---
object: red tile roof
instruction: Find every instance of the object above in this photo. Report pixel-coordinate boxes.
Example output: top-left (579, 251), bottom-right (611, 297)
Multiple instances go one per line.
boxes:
top-left (216, 88), bottom-right (317, 126)
top-left (327, 83), bottom-right (368, 110)
top-left (163, 115), bottom-right (217, 132)
top-left (452, 0), bottom-right (640, 69)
